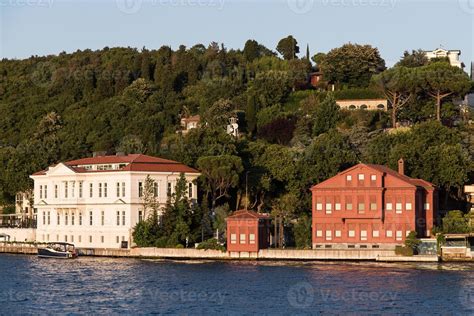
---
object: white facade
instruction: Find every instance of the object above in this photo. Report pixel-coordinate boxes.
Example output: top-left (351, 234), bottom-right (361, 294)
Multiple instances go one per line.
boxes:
top-left (336, 99), bottom-right (388, 111)
top-left (30, 155), bottom-right (199, 249)
top-left (424, 48), bottom-right (463, 68)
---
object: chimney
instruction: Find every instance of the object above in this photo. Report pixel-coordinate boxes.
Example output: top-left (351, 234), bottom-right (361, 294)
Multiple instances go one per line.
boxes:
top-left (398, 158), bottom-right (405, 175)
top-left (92, 151), bottom-right (107, 157)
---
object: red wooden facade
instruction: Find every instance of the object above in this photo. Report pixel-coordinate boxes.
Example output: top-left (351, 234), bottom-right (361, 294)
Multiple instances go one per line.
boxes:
top-left (226, 210), bottom-right (271, 253)
top-left (311, 161), bottom-right (438, 248)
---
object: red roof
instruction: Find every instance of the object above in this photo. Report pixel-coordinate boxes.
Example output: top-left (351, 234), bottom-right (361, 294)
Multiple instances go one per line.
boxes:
top-left (32, 154), bottom-right (199, 175)
top-left (226, 210), bottom-right (271, 220)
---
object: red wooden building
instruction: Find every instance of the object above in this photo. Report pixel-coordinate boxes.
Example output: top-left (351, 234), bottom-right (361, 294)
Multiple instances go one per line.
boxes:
top-left (226, 210), bottom-right (271, 253)
top-left (311, 160), bottom-right (438, 249)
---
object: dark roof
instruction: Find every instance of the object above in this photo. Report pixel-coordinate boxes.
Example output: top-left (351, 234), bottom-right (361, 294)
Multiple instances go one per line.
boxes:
top-left (226, 210), bottom-right (271, 220)
top-left (32, 154), bottom-right (199, 175)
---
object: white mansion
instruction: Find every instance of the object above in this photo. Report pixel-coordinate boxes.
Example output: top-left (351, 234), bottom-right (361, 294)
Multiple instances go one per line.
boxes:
top-left (30, 154), bottom-right (200, 249)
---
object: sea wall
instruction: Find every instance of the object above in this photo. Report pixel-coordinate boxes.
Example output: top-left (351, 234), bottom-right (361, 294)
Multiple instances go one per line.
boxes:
top-left (258, 249), bottom-right (396, 260)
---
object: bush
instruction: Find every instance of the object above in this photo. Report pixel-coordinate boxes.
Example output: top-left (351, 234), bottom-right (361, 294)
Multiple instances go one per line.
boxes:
top-left (333, 87), bottom-right (383, 100)
top-left (395, 245), bottom-right (414, 256)
top-left (196, 238), bottom-right (226, 251)
top-left (293, 215), bottom-right (311, 249)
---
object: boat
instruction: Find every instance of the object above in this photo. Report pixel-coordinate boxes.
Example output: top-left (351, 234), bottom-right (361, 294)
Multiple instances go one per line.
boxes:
top-left (38, 242), bottom-right (78, 259)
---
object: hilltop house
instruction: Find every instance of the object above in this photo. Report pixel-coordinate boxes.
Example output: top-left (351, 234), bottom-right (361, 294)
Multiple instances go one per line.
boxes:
top-left (179, 115), bottom-right (200, 135)
top-left (311, 159), bottom-right (437, 249)
top-left (424, 48), bottom-right (464, 69)
top-left (30, 154), bottom-right (200, 249)
top-left (336, 99), bottom-right (387, 111)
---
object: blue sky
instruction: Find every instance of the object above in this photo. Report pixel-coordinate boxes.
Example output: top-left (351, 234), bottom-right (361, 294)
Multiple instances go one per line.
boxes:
top-left (1, 0), bottom-right (473, 67)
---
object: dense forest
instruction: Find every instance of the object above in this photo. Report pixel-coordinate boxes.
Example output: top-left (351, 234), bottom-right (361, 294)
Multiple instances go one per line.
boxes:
top-left (0, 36), bottom-right (473, 246)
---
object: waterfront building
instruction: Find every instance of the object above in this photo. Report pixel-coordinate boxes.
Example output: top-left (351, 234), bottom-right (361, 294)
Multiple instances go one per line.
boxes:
top-left (311, 159), bottom-right (438, 249)
top-left (424, 48), bottom-right (464, 69)
top-left (226, 210), bottom-right (271, 254)
top-left (15, 191), bottom-right (34, 217)
top-left (30, 154), bottom-right (199, 249)
top-left (336, 99), bottom-right (387, 111)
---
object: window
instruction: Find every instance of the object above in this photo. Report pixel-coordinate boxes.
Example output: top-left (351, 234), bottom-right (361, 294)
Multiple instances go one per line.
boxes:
top-left (98, 183), bottom-right (102, 198)
top-left (79, 182), bottom-right (83, 198)
top-left (117, 211), bottom-right (120, 226)
top-left (101, 236), bottom-right (104, 243)
top-left (346, 203), bottom-right (353, 211)
top-left (346, 175), bottom-right (352, 182)
top-left (335, 203), bottom-right (341, 211)
top-left (55, 185), bottom-right (58, 199)
top-left (358, 203), bottom-right (365, 212)
top-left (406, 203), bottom-right (412, 211)
top-left (424, 203), bottom-right (430, 210)
top-left (122, 211), bottom-right (126, 226)
top-left (138, 182), bottom-right (143, 198)
top-left (325, 230), bottom-right (332, 241)
top-left (71, 212), bottom-right (75, 225)
top-left (153, 182), bottom-right (159, 197)
top-left (89, 211), bottom-right (93, 226)
top-left (101, 211), bottom-right (105, 226)
top-left (116, 236), bottom-right (120, 244)
top-left (71, 235), bottom-right (74, 243)
top-left (65, 182), bottom-right (68, 198)
top-left (71, 182), bottom-right (75, 198)
top-left (89, 236), bottom-right (92, 243)
top-left (104, 183), bottom-right (108, 197)
top-left (360, 230), bottom-right (367, 241)
top-left (39, 185), bottom-right (43, 199)
top-left (122, 182), bottom-right (125, 197)
top-left (249, 234), bottom-right (255, 244)
top-left (42, 211), bottom-right (46, 225)
top-left (79, 212), bottom-right (82, 225)
top-left (78, 235), bottom-right (82, 243)
top-left (47, 211), bottom-right (50, 225)
top-left (358, 174), bottom-right (365, 181)
top-left (335, 230), bottom-right (341, 238)
top-left (370, 174), bottom-right (376, 181)
top-left (116, 183), bottom-right (120, 197)
top-left (373, 230), bottom-right (379, 238)
top-left (65, 235), bottom-right (68, 242)
top-left (316, 230), bottom-right (323, 237)
top-left (230, 234), bottom-right (237, 244)
top-left (139, 210), bottom-right (143, 222)
top-left (240, 234), bottom-right (246, 244)
top-left (386, 230), bottom-right (393, 238)
top-left (325, 203), bottom-right (332, 214)
top-left (396, 203), bottom-right (402, 213)
top-left (316, 203), bottom-right (323, 211)
top-left (65, 212), bottom-right (68, 225)
top-left (90, 183), bottom-right (93, 198)
top-left (386, 203), bottom-right (393, 211)
top-left (44, 185), bottom-right (48, 199)
top-left (188, 183), bottom-right (193, 198)
top-left (396, 231), bottom-right (403, 241)
top-left (167, 182), bottom-right (172, 195)
top-left (348, 230), bottom-right (355, 238)
top-left (370, 202), bottom-right (377, 211)
top-left (57, 213), bottom-right (60, 225)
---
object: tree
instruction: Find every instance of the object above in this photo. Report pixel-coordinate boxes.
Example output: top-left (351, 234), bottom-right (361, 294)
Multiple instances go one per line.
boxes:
top-left (320, 43), bottom-right (386, 87)
top-left (440, 210), bottom-right (472, 233)
top-left (404, 231), bottom-right (421, 250)
top-left (306, 44), bottom-right (310, 61)
top-left (312, 93), bottom-right (340, 136)
top-left (372, 67), bottom-right (415, 128)
top-left (417, 62), bottom-right (471, 121)
top-left (276, 35), bottom-right (299, 60)
top-left (197, 155), bottom-right (243, 209)
top-left (243, 39), bottom-right (274, 62)
top-left (141, 175), bottom-right (159, 219)
top-left (271, 193), bottom-right (298, 248)
top-left (293, 215), bottom-right (312, 249)
top-left (246, 93), bottom-right (257, 135)
top-left (395, 49), bottom-right (428, 68)
top-left (116, 135), bottom-right (144, 154)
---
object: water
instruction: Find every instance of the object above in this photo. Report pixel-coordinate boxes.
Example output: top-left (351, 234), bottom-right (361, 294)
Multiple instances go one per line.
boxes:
top-left (0, 254), bottom-right (473, 315)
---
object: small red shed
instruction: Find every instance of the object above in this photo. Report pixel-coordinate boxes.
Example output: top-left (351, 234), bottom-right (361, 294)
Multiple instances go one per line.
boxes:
top-left (226, 210), bottom-right (271, 253)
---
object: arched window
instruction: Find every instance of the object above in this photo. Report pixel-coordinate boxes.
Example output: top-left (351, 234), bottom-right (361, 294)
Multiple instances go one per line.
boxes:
top-left (360, 104), bottom-right (368, 110)
top-left (349, 105), bottom-right (356, 110)
top-left (377, 104), bottom-right (385, 110)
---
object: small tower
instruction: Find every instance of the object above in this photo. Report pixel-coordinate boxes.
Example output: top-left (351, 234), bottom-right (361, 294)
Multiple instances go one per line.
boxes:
top-left (226, 117), bottom-right (239, 138)
top-left (398, 158), bottom-right (405, 176)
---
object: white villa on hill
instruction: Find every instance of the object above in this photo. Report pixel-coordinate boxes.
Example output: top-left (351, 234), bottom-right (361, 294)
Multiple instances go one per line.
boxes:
top-left (424, 48), bottom-right (464, 69)
top-left (30, 154), bottom-right (200, 249)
